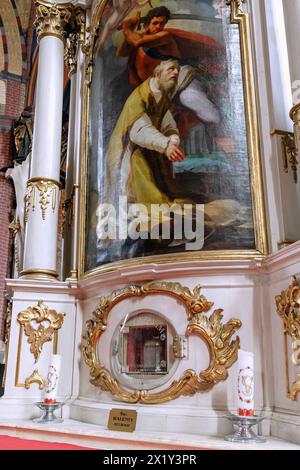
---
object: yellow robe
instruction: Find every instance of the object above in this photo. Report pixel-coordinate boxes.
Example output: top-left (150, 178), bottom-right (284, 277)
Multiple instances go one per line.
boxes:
top-left (105, 78), bottom-right (178, 207)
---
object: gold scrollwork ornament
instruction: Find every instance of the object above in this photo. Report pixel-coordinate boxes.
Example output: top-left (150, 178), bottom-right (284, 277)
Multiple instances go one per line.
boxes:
top-left (17, 300), bottom-right (65, 362)
top-left (82, 281), bottom-right (241, 404)
top-left (65, 33), bottom-right (79, 76)
top-left (275, 276), bottom-right (300, 400)
top-left (24, 369), bottom-right (46, 390)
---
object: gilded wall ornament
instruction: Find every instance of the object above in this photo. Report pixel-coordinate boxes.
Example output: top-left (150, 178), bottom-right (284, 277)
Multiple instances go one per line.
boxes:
top-left (271, 129), bottom-right (298, 184)
top-left (65, 33), bottom-right (79, 76)
top-left (34, 1), bottom-right (73, 42)
top-left (24, 178), bottom-right (60, 221)
top-left (2, 300), bottom-right (12, 388)
top-left (4, 300), bottom-right (12, 348)
top-left (275, 276), bottom-right (300, 400)
top-left (64, 7), bottom-right (86, 76)
top-left (226, 0), bottom-right (244, 13)
top-left (82, 281), bottom-right (241, 404)
top-left (75, 6), bottom-right (86, 46)
top-left (290, 103), bottom-right (300, 176)
top-left (17, 301), bottom-right (65, 362)
top-left (62, 185), bottom-right (77, 236)
top-left (8, 218), bottom-right (21, 238)
top-left (24, 369), bottom-right (46, 390)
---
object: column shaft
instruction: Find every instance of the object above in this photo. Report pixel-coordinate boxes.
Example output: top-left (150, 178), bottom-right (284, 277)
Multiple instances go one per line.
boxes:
top-left (31, 37), bottom-right (64, 179)
top-left (21, 1), bottom-right (72, 280)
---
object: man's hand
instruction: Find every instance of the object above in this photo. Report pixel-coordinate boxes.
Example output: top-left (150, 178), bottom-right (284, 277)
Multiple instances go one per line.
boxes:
top-left (165, 142), bottom-right (185, 162)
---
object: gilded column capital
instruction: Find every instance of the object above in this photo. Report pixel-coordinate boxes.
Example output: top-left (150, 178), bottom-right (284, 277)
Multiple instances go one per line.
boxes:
top-left (34, 1), bottom-right (73, 42)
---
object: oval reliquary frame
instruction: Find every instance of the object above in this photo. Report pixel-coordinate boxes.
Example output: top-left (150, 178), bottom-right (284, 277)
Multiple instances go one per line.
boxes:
top-left (82, 281), bottom-right (242, 404)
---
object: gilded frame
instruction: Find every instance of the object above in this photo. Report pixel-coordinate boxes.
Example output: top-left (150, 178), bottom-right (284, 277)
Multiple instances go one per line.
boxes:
top-left (82, 281), bottom-right (241, 404)
top-left (78, 0), bottom-right (268, 279)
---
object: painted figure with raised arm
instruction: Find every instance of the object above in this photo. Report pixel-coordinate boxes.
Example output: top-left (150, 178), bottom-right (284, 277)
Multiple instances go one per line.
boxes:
top-left (117, 6), bottom-right (233, 152)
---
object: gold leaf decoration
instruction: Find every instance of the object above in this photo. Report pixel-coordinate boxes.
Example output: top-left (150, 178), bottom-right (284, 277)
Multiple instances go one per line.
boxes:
top-left (275, 276), bottom-right (300, 340)
top-left (82, 281), bottom-right (241, 404)
top-left (24, 369), bottom-right (46, 390)
top-left (275, 276), bottom-right (300, 401)
top-left (17, 301), bottom-right (65, 362)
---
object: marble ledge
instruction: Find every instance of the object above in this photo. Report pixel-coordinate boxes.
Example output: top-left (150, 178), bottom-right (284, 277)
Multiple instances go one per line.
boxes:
top-left (5, 241), bottom-right (300, 298)
top-left (0, 419), bottom-right (299, 451)
top-left (78, 242), bottom-right (300, 289)
top-left (5, 278), bottom-right (76, 296)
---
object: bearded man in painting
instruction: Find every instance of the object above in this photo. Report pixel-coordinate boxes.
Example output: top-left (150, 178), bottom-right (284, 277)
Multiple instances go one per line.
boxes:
top-left (105, 59), bottom-right (185, 208)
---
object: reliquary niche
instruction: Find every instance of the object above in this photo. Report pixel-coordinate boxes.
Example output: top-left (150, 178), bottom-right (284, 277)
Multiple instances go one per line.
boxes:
top-left (82, 281), bottom-right (242, 404)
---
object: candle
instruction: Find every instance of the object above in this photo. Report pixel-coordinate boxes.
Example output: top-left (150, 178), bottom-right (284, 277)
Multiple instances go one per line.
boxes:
top-left (44, 354), bottom-right (61, 404)
top-left (237, 350), bottom-right (254, 416)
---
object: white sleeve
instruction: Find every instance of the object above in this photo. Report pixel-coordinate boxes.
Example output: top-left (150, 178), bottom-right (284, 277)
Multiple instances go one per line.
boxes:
top-left (161, 110), bottom-right (180, 144)
top-left (129, 113), bottom-right (170, 153)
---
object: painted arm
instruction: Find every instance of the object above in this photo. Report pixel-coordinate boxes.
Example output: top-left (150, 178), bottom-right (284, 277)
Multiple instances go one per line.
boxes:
top-left (122, 16), bottom-right (172, 48)
top-left (130, 113), bottom-right (170, 153)
top-left (130, 113), bottom-right (184, 162)
top-left (161, 110), bottom-right (180, 143)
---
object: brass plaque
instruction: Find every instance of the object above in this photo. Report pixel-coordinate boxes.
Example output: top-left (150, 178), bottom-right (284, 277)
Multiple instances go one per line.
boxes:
top-left (108, 409), bottom-right (137, 432)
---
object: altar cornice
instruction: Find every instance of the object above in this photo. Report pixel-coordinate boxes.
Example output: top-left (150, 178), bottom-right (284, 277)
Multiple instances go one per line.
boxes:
top-left (6, 241), bottom-right (300, 298)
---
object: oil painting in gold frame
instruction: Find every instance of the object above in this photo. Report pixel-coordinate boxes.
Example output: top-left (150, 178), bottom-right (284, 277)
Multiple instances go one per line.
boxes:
top-left (79, 0), bottom-right (268, 278)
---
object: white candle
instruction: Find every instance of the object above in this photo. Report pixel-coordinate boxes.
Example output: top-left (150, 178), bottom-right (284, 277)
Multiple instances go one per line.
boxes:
top-left (44, 354), bottom-right (61, 404)
top-left (237, 350), bottom-right (254, 416)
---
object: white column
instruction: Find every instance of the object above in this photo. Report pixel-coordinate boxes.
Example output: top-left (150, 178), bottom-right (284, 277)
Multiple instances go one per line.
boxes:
top-left (284, 0), bottom-right (300, 204)
top-left (66, 46), bottom-right (85, 280)
top-left (283, 0), bottom-right (300, 97)
top-left (61, 7), bottom-right (86, 280)
top-left (255, 0), bottom-right (300, 249)
top-left (62, 69), bottom-right (77, 279)
top-left (264, 0), bottom-right (293, 130)
top-left (21, 2), bottom-right (73, 280)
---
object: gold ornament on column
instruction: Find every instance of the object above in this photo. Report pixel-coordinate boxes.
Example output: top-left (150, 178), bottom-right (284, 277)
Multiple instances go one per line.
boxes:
top-left (275, 276), bottom-right (300, 400)
top-left (24, 177), bottom-right (61, 221)
top-left (34, 0), bottom-right (73, 42)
